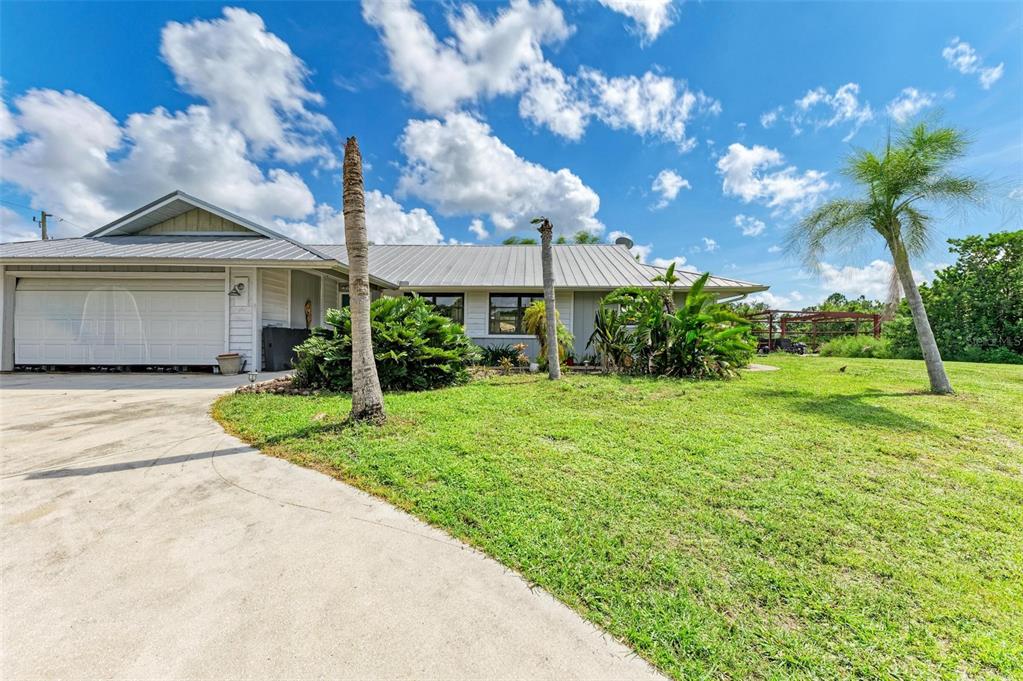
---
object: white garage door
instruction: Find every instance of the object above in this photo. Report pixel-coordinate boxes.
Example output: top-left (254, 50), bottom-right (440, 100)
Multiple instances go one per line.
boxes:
top-left (14, 278), bottom-right (225, 365)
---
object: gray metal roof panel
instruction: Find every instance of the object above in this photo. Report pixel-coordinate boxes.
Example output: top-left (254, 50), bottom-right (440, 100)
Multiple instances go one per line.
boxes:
top-left (0, 235), bottom-right (325, 262)
top-left (313, 244), bottom-right (767, 291)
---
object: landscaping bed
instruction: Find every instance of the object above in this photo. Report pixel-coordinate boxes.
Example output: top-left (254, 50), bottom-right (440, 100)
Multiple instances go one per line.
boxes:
top-left (214, 355), bottom-right (1023, 679)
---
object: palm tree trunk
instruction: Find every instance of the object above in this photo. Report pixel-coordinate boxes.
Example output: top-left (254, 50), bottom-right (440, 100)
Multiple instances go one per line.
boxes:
top-left (343, 137), bottom-right (386, 423)
top-left (537, 219), bottom-right (561, 380)
top-left (891, 238), bottom-right (954, 394)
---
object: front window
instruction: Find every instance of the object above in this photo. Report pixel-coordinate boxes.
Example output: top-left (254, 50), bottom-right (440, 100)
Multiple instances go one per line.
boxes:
top-left (415, 293), bottom-right (464, 325)
top-left (489, 293), bottom-right (543, 334)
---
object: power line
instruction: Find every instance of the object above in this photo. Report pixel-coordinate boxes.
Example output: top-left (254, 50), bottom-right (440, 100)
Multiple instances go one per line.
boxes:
top-left (0, 198), bottom-right (88, 232)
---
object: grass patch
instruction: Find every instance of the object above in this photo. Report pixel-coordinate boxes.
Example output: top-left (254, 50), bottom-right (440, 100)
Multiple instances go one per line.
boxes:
top-left (214, 355), bottom-right (1023, 679)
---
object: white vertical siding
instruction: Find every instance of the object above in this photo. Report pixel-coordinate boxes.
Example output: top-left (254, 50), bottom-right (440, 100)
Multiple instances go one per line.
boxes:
top-left (0, 266), bottom-right (12, 371)
top-left (465, 288), bottom-right (572, 340)
top-left (464, 291), bottom-right (489, 337)
top-left (322, 277), bottom-right (340, 319)
top-left (228, 266), bottom-right (256, 368)
top-left (260, 269), bottom-right (289, 327)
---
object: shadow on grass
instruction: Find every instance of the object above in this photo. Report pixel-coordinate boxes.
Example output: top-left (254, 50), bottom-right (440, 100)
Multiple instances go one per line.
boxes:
top-left (753, 388), bottom-right (933, 431)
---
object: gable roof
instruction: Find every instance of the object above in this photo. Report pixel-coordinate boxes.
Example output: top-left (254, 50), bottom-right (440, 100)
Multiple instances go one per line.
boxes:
top-left (313, 244), bottom-right (767, 292)
top-left (85, 190), bottom-right (338, 263)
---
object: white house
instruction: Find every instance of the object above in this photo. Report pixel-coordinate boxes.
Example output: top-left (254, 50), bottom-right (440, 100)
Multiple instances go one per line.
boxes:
top-left (0, 191), bottom-right (768, 371)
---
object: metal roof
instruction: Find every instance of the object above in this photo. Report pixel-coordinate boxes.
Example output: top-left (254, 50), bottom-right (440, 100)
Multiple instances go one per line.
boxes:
top-left (313, 244), bottom-right (767, 291)
top-left (0, 235), bottom-right (326, 262)
top-left (85, 190), bottom-right (339, 263)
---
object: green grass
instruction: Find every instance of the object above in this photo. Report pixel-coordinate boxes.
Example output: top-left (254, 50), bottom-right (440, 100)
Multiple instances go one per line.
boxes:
top-left (214, 356), bottom-right (1023, 679)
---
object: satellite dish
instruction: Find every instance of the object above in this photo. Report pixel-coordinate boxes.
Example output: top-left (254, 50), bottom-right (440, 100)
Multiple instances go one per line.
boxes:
top-left (614, 236), bottom-right (634, 249)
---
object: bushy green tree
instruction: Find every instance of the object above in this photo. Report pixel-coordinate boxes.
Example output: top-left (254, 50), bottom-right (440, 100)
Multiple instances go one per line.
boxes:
top-left (293, 296), bottom-right (480, 392)
top-left (886, 230), bottom-right (1023, 362)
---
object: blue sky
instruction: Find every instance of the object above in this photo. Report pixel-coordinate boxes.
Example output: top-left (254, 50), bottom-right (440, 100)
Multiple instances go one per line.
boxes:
top-left (1, 0), bottom-right (1020, 306)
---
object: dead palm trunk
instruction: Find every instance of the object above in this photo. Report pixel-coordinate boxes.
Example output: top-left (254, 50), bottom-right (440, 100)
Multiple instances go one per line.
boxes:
top-left (343, 137), bottom-right (386, 423)
top-left (889, 235), bottom-right (953, 394)
top-left (534, 217), bottom-right (560, 380)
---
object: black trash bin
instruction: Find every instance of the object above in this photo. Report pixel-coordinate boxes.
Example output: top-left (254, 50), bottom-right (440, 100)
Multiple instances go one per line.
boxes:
top-left (262, 327), bottom-right (311, 371)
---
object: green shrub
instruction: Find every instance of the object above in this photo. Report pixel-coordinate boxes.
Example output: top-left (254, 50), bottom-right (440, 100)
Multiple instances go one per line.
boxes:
top-left (292, 296), bottom-right (480, 392)
top-left (952, 346), bottom-right (1023, 365)
top-left (819, 335), bottom-right (892, 358)
top-left (478, 344), bottom-right (520, 367)
top-left (590, 267), bottom-right (755, 379)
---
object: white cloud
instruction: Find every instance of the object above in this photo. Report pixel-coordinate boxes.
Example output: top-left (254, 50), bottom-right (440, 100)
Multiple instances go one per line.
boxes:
top-left (362, 0), bottom-right (716, 146)
top-left (717, 143), bottom-right (832, 214)
top-left (468, 218), bottom-right (489, 240)
top-left (0, 206), bottom-right (40, 242)
top-left (361, 0), bottom-right (571, 114)
top-left (651, 169), bottom-right (690, 209)
top-left (792, 83), bottom-right (873, 142)
top-left (0, 9), bottom-right (439, 247)
top-left (748, 291), bottom-right (794, 308)
top-left (818, 260), bottom-right (925, 299)
top-left (886, 87), bottom-right (936, 124)
top-left (398, 113), bottom-right (602, 235)
top-left (768, 244), bottom-right (782, 253)
top-left (760, 107), bottom-right (781, 128)
top-left (942, 37), bottom-right (1004, 89)
top-left (161, 7), bottom-right (334, 165)
top-left (517, 61), bottom-right (589, 140)
top-left (734, 214), bottom-right (766, 237)
top-left (701, 237), bottom-right (718, 252)
top-left (596, 0), bottom-right (675, 43)
top-left (979, 63), bottom-right (1005, 89)
top-left (651, 255), bottom-right (697, 272)
top-left (582, 68), bottom-right (719, 149)
top-left (0, 81), bottom-right (18, 141)
top-left (276, 190), bottom-right (443, 245)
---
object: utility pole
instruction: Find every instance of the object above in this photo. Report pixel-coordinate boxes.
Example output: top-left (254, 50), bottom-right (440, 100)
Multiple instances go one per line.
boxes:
top-left (33, 211), bottom-right (52, 240)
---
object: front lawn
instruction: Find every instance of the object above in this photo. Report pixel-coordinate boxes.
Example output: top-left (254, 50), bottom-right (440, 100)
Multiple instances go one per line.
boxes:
top-left (214, 356), bottom-right (1023, 679)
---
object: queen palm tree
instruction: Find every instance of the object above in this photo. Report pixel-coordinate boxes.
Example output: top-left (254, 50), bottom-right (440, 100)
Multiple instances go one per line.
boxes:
top-left (531, 216), bottom-right (561, 379)
top-left (789, 123), bottom-right (983, 394)
top-left (342, 136), bottom-right (386, 423)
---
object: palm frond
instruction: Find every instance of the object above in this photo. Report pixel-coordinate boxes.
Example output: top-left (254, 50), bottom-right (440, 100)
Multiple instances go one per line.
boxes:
top-left (786, 199), bottom-right (875, 269)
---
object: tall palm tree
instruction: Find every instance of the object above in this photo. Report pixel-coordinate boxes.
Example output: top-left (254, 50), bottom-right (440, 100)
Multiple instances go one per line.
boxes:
top-left (790, 123), bottom-right (983, 394)
top-left (531, 216), bottom-right (561, 379)
top-left (342, 137), bottom-right (386, 423)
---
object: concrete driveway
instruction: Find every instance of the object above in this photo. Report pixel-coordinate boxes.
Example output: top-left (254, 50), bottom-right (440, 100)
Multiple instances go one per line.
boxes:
top-left (1, 372), bottom-right (660, 680)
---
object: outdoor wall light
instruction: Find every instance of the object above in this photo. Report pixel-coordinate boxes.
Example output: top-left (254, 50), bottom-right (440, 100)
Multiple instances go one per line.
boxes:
top-left (228, 282), bottom-right (246, 296)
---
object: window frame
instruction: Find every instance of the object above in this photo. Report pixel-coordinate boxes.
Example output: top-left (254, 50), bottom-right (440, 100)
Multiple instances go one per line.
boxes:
top-left (413, 292), bottom-right (465, 325)
top-left (488, 292), bottom-right (544, 335)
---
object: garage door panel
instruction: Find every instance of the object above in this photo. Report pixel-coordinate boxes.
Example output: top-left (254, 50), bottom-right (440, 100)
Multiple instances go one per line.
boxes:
top-left (14, 279), bottom-right (225, 365)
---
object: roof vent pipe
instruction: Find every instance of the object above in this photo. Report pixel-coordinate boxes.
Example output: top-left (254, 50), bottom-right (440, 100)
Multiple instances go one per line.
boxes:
top-left (614, 236), bottom-right (634, 249)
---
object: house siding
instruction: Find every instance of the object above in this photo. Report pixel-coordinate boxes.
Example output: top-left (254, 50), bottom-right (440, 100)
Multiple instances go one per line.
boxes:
top-left (458, 289), bottom-right (577, 361)
top-left (290, 270), bottom-right (321, 330)
top-left (260, 269), bottom-right (289, 327)
top-left (228, 267), bottom-right (256, 368)
top-left (138, 207), bottom-right (252, 235)
top-left (321, 276), bottom-right (340, 323)
top-left (572, 290), bottom-right (608, 359)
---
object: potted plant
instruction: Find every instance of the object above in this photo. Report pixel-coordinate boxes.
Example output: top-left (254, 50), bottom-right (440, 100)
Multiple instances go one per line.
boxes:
top-left (216, 352), bottom-right (243, 375)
